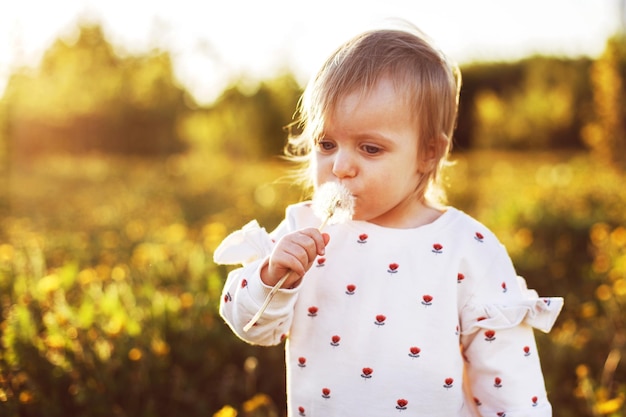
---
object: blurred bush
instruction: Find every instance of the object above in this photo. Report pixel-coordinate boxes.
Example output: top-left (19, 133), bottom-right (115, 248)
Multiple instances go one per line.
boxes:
top-left (2, 25), bottom-right (188, 157)
top-left (0, 153), bottom-right (298, 417)
top-left (0, 150), bottom-right (624, 417)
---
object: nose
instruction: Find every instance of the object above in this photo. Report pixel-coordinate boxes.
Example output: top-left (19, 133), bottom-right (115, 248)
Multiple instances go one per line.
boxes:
top-left (332, 149), bottom-right (357, 179)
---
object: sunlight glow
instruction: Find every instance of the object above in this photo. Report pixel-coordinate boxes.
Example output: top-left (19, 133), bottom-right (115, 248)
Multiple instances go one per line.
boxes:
top-left (0, 0), bottom-right (621, 104)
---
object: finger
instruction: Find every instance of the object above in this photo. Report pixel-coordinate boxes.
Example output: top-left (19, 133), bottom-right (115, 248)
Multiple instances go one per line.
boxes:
top-left (281, 229), bottom-right (321, 262)
top-left (267, 229), bottom-right (328, 285)
top-left (269, 239), bottom-right (311, 279)
top-left (296, 228), bottom-right (328, 256)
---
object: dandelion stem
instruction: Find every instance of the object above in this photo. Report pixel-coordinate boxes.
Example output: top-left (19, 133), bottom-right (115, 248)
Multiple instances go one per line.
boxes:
top-left (243, 183), bottom-right (353, 332)
top-left (243, 219), bottom-right (330, 332)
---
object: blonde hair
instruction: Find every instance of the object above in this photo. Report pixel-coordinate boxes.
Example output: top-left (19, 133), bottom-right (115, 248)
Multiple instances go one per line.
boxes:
top-left (285, 23), bottom-right (461, 205)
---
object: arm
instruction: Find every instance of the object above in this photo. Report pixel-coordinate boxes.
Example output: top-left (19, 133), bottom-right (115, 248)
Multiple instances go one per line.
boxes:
top-left (219, 258), bottom-right (299, 346)
top-left (216, 211), bottom-right (328, 345)
top-left (460, 246), bottom-right (563, 416)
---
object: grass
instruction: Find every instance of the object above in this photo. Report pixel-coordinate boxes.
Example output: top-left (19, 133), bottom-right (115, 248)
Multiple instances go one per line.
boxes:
top-left (0, 149), bottom-right (624, 417)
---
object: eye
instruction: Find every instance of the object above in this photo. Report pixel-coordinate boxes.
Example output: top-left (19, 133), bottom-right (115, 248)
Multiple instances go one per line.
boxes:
top-left (317, 140), bottom-right (336, 151)
top-left (362, 144), bottom-right (381, 154)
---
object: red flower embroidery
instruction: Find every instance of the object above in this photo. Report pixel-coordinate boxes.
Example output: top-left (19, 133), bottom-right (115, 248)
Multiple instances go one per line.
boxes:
top-left (298, 357), bottom-right (306, 368)
top-left (457, 273), bottom-right (465, 283)
top-left (330, 335), bottom-right (340, 346)
top-left (308, 306), bottom-right (318, 317)
top-left (316, 257), bottom-right (326, 267)
top-left (321, 388), bottom-right (331, 398)
top-left (523, 346), bottom-right (531, 356)
top-left (421, 294), bottom-right (433, 306)
top-left (396, 399), bottom-right (408, 410)
top-left (408, 346), bottom-right (421, 358)
top-left (388, 263), bottom-right (399, 274)
top-left (494, 377), bottom-right (503, 388)
top-left (532, 396), bottom-right (539, 407)
top-left (374, 314), bottom-right (386, 326)
top-left (298, 406), bottom-right (306, 416)
top-left (474, 232), bottom-right (484, 242)
top-left (345, 284), bottom-right (356, 295)
top-left (432, 243), bottom-right (443, 254)
top-left (361, 367), bottom-right (373, 379)
top-left (484, 330), bottom-right (496, 342)
top-left (358, 234), bottom-right (368, 243)
top-left (443, 377), bottom-right (454, 389)
top-left (241, 279), bottom-right (248, 288)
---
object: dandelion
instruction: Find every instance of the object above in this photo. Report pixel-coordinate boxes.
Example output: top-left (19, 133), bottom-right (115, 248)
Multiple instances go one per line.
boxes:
top-left (311, 182), bottom-right (355, 228)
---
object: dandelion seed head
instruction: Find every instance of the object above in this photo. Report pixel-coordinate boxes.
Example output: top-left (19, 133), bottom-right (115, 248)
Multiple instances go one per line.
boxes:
top-left (312, 182), bottom-right (354, 225)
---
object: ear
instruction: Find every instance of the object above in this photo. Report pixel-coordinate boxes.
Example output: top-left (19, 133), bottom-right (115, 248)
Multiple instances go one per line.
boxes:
top-left (419, 134), bottom-right (449, 173)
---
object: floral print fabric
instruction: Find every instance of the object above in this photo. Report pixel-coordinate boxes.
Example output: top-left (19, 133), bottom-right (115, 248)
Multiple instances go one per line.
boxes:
top-left (216, 204), bottom-right (563, 417)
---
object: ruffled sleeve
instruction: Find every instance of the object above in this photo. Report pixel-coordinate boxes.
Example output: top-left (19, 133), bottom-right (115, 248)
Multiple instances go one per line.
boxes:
top-left (213, 220), bottom-right (274, 266)
top-left (460, 268), bottom-right (563, 417)
top-left (216, 218), bottom-right (299, 346)
top-left (452, 222), bottom-right (564, 416)
top-left (461, 276), bottom-right (563, 335)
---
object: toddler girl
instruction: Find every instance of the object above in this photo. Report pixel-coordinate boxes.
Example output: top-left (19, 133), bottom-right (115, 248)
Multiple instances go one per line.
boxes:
top-left (215, 22), bottom-right (563, 417)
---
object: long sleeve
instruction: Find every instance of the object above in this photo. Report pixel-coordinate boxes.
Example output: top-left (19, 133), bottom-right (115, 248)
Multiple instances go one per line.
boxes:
top-left (219, 257), bottom-right (298, 345)
top-left (215, 219), bottom-right (300, 345)
top-left (215, 208), bottom-right (322, 346)
top-left (459, 245), bottom-right (563, 416)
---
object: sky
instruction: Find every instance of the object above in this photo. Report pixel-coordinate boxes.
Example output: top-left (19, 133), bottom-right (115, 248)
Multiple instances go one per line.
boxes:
top-left (0, 0), bottom-right (623, 105)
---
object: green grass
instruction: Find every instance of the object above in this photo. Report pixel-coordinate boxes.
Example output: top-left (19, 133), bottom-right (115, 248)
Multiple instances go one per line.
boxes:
top-left (0, 150), bottom-right (624, 417)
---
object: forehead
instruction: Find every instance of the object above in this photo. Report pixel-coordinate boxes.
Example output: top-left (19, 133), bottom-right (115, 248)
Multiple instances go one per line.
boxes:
top-left (336, 77), bottom-right (403, 110)
top-left (325, 76), bottom-right (415, 127)
top-left (323, 77), bottom-right (419, 146)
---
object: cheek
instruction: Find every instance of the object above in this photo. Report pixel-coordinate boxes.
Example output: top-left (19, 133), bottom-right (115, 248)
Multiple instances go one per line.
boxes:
top-left (312, 166), bottom-right (326, 190)
top-left (312, 153), bottom-right (332, 182)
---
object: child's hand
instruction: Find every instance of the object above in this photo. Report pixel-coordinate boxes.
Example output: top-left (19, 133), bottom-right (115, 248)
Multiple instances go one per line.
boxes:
top-left (261, 228), bottom-right (330, 288)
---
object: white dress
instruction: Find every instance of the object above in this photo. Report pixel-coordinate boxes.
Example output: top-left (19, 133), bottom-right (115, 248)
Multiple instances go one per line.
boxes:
top-left (215, 203), bottom-right (563, 417)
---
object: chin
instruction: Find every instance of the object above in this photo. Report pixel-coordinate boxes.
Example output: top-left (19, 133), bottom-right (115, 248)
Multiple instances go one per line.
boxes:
top-left (350, 209), bottom-right (366, 222)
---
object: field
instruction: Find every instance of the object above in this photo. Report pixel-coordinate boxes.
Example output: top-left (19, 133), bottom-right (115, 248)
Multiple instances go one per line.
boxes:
top-left (1, 149), bottom-right (625, 417)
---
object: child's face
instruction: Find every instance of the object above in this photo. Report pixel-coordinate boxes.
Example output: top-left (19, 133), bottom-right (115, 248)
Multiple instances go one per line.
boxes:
top-left (314, 77), bottom-right (428, 228)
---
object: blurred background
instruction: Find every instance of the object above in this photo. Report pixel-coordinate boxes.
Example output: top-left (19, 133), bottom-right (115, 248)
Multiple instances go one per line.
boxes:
top-left (0, 1), bottom-right (625, 416)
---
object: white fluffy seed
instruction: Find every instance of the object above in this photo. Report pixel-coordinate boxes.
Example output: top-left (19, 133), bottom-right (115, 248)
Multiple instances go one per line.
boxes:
top-left (312, 182), bottom-right (355, 227)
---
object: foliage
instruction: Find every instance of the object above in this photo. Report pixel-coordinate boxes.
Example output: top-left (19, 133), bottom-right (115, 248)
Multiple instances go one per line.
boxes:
top-left (582, 34), bottom-right (626, 172)
top-left (2, 24), bottom-right (188, 155)
top-left (462, 56), bottom-right (593, 150)
top-left (0, 153), bottom-right (300, 417)
top-left (2, 22), bottom-right (620, 161)
top-left (179, 75), bottom-right (302, 160)
top-left (0, 150), bottom-right (624, 417)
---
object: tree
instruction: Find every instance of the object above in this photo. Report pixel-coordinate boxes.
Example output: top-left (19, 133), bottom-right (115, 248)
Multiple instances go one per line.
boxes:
top-left (468, 57), bottom-right (590, 150)
top-left (582, 35), bottom-right (626, 171)
top-left (2, 23), bottom-right (188, 156)
top-left (178, 74), bottom-right (302, 160)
